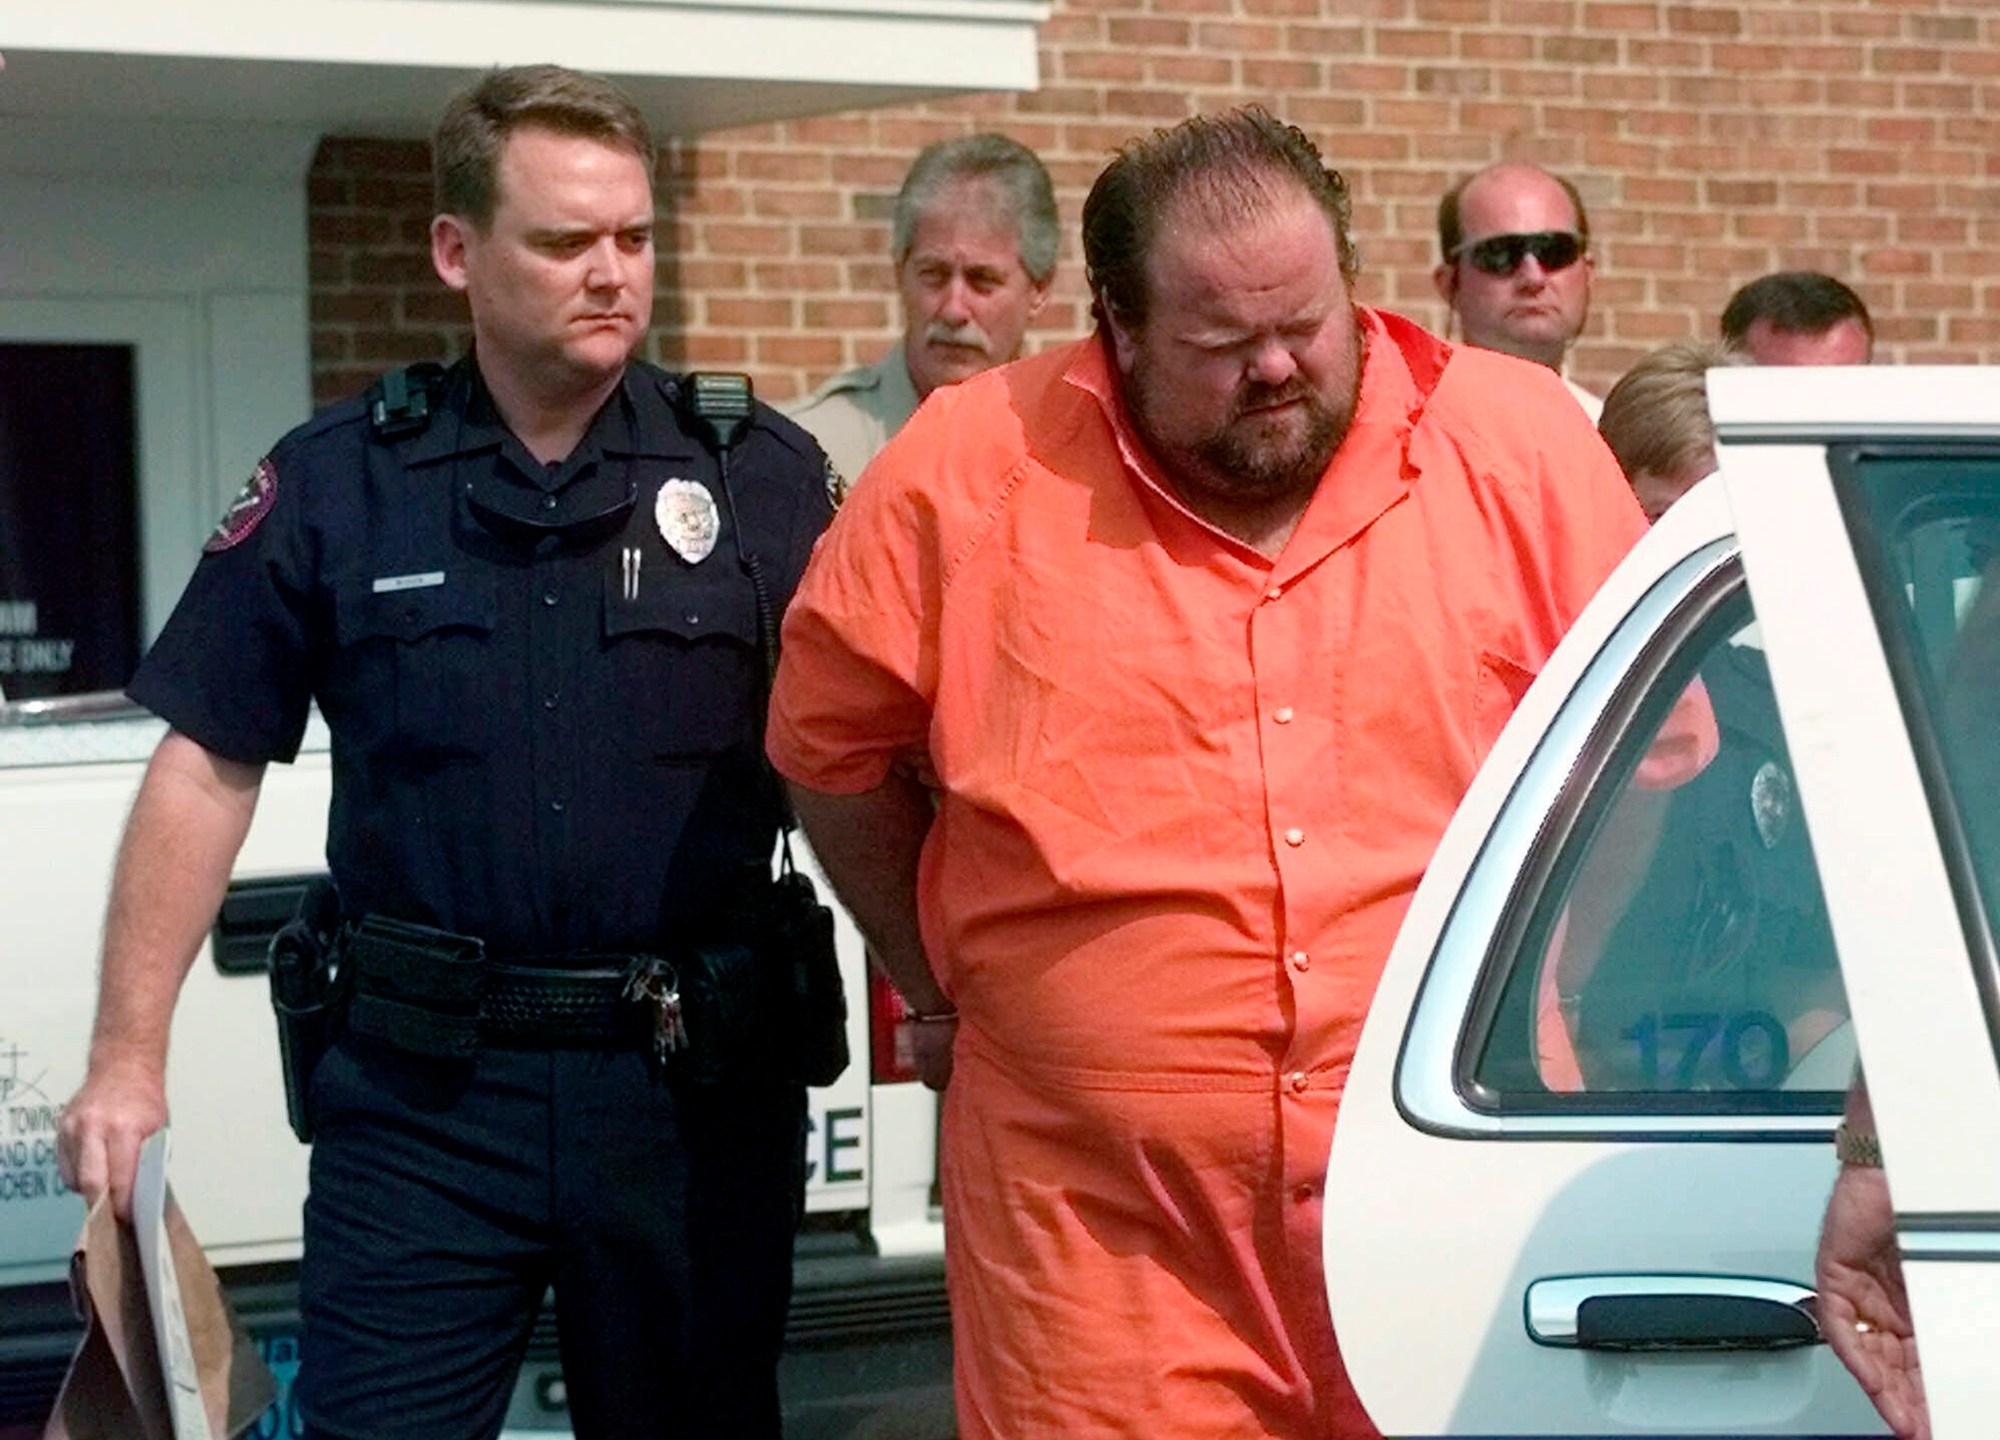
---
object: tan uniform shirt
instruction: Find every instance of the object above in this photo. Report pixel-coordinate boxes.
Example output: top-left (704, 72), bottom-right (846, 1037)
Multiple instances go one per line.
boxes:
top-left (781, 347), bottom-right (923, 497)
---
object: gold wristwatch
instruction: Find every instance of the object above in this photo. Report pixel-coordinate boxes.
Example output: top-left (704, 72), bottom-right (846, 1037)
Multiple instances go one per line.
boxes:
top-left (1834, 1121), bottom-right (1883, 1168)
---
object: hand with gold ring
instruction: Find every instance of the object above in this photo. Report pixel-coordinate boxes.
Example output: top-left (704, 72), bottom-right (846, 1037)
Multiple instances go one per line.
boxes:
top-left (1816, 1162), bottom-right (1926, 1439)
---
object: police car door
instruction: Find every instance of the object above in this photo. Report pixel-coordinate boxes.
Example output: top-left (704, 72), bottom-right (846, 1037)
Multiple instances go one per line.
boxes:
top-left (1714, 367), bottom-right (2000, 1440)
top-left (1321, 449), bottom-right (1880, 1435)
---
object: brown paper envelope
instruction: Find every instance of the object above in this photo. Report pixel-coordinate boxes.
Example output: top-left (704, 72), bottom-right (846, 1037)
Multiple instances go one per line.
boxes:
top-left (42, 1196), bottom-right (276, 1440)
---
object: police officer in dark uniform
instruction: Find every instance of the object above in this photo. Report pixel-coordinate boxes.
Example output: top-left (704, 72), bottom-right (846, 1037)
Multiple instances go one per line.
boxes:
top-left (1575, 620), bottom-right (1844, 1092)
top-left (56, 65), bottom-right (833, 1440)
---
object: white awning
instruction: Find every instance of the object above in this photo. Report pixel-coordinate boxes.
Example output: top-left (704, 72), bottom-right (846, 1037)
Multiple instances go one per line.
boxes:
top-left (0, 0), bottom-right (1047, 176)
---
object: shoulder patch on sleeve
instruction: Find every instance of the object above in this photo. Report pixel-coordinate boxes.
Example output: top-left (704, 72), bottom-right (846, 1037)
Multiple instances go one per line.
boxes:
top-left (203, 457), bottom-right (279, 553)
top-left (825, 456), bottom-right (848, 508)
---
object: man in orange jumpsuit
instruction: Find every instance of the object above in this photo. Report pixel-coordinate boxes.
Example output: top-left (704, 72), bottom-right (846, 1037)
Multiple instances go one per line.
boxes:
top-left (767, 110), bottom-right (1646, 1438)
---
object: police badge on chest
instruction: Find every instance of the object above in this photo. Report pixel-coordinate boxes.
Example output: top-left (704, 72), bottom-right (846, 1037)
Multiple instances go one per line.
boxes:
top-left (655, 479), bottom-right (720, 565)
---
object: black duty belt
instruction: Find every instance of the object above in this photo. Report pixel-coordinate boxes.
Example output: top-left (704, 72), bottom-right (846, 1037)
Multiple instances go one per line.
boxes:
top-left (482, 961), bottom-right (664, 1049)
top-left (341, 913), bottom-right (679, 1058)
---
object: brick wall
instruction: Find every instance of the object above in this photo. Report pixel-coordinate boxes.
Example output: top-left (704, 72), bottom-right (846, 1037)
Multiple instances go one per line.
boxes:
top-left (309, 0), bottom-right (2000, 410)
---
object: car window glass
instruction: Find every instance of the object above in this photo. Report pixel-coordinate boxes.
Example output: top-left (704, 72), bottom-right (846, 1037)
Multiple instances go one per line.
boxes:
top-left (1470, 584), bottom-right (1852, 1108)
top-left (1842, 453), bottom-right (2000, 1009)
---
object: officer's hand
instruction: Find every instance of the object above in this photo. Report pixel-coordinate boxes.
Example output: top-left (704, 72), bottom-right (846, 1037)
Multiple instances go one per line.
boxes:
top-left (903, 1015), bottom-right (956, 1092)
top-left (1817, 1161), bottom-right (1927, 1440)
top-left (57, 1061), bottom-right (167, 1221)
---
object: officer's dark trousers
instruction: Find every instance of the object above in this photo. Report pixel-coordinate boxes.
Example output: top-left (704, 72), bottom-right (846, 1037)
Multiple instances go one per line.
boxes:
top-left (296, 1035), bottom-right (805, 1440)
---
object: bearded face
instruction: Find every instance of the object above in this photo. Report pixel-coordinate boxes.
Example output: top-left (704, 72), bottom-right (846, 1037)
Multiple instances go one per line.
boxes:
top-left (1124, 351), bottom-right (1355, 507)
top-left (1108, 188), bottom-right (1364, 525)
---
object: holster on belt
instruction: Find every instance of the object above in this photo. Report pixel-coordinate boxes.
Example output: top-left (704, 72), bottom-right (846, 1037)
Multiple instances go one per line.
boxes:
top-left (754, 859), bottom-right (849, 1089)
top-left (697, 857), bottom-right (849, 1089)
top-left (267, 878), bottom-right (343, 1143)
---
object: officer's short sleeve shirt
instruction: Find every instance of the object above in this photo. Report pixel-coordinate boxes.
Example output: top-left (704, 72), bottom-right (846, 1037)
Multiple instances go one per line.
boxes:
top-left (131, 360), bottom-right (833, 955)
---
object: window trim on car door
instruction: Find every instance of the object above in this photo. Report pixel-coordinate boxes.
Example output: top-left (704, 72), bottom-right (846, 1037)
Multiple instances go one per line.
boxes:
top-left (1394, 537), bottom-right (1844, 1143)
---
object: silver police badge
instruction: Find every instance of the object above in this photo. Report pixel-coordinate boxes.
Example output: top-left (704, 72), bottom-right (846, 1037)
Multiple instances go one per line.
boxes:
top-left (1750, 759), bottom-right (1794, 850)
top-left (655, 479), bottom-right (720, 565)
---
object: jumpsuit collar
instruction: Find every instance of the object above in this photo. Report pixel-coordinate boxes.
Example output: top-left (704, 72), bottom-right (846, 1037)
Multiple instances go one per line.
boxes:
top-left (1062, 306), bottom-right (1441, 582)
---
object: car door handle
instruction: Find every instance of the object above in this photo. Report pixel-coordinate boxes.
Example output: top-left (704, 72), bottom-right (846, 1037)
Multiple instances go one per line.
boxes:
top-left (212, 873), bottom-right (330, 976)
top-left (1526, 1275), bottom-right (1821, 1351)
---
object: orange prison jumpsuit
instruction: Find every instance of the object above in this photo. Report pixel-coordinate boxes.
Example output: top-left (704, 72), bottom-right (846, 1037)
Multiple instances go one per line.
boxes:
top-left (768, 310), bottom-right (1648, 1438)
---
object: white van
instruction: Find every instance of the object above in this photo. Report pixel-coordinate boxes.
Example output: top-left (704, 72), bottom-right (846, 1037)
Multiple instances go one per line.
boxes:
top-left (0, 695), bottom-right (950, 1438)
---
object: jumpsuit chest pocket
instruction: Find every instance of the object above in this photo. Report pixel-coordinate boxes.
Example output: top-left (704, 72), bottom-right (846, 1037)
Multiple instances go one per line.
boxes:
top-left (334, 576), bottom-right (499, 759)
top-left (602, 568), bottom-right (762, 758)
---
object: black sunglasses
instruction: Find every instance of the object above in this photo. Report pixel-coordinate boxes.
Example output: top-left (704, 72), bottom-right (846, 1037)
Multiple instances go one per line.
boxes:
top-left (1453, 230), bottom-right (1585, 276)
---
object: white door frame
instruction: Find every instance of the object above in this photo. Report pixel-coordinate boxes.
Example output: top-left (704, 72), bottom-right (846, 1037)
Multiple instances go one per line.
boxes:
top-left (0, 298), bottom-right (207, 640)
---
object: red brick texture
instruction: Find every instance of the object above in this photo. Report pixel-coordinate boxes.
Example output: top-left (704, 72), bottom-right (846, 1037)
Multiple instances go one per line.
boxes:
top-left (309, 0), bottom-right (2000, 409)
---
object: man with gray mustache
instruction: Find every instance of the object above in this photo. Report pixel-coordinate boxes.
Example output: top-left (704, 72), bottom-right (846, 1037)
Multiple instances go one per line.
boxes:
top-left (786, 134), bottom-right (1057, 493)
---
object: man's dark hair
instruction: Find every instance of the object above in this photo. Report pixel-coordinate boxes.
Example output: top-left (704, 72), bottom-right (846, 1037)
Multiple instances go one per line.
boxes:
top-left (1720, 272), bottom-right (1875, 346)
top-left (893, 134), bottom-right (1059, 285)
top-left (1082, 107), bottom-right (1359, 332)
top-left (1436, 164), bottom-right (1590, 260)
top-left (434, 65), bottom-right (656, 229)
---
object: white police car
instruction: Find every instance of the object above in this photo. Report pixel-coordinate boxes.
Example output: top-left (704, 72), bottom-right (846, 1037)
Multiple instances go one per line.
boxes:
top-left (0, 719), bottom-right (948, 1438)
top-left (1324, 365), bottom-right (2000, 1438)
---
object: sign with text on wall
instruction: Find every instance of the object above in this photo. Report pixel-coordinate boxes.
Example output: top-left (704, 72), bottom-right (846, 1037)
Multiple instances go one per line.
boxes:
top-left (0, 344), bottom-right (141, 700)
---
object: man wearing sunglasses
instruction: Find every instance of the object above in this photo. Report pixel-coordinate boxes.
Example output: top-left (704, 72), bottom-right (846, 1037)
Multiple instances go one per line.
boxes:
top-left (1434, 162), bottom-right (1600, 419)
